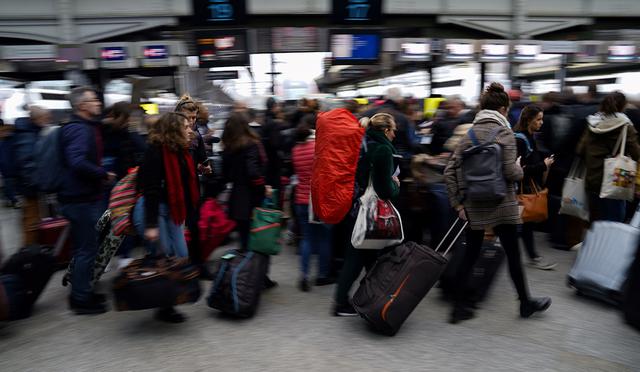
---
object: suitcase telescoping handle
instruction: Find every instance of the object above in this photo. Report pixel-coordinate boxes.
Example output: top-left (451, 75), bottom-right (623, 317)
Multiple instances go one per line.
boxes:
top-left (435, 218), bottom-right (468, 257)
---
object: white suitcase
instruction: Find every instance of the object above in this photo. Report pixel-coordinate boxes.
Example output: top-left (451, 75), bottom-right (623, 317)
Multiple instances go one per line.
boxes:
top-left (568, 213), bottom-right (640, 304)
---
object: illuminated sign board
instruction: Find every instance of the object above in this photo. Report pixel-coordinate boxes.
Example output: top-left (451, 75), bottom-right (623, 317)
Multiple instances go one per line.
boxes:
top-left (608, 43), bottom-right (637, 62)
top-left (143, 45), bottom-right (168, 60)
top-left (480, 42), bottom-right (510, 62)
top-left (331, 31), bottom-right (380, 64)
top-left (332, 0), bottom-right (382, 24)
top-left (193, 0), bottom-right (246, 25)
top-left (443, 41), bottom-right (475, 62)
top-left (100, 47), bottom-right (127, 61)
top-left (514, 44), bottom-right (541, 61)
top-left (398, 39), bottom-right (431, 62)
top-left (195, 30), bottom-right (249, 67)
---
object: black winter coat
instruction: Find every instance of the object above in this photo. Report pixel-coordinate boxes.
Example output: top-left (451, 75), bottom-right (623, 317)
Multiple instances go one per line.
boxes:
top-left (223, 142), bottom-right (266, 221)
top-left (515, 131), bottom-right (547, 192)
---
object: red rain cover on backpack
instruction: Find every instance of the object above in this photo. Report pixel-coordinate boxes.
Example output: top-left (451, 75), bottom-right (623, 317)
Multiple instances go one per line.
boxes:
top-left (311, 108), bottom-right (365, 224)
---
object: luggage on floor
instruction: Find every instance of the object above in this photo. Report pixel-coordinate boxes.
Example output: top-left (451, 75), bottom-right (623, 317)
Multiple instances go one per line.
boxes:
top-left (199, 198), bottom-right (236, 261)
top-left (568, 213), bottom-right (640, 304)
top-left (0, 274), bottom-right (30, 321)
top-left (352, 219), bottom-right (468, 336)
top-left (62, 210), bottom-right (123, 287)
top-left (112, 256), bottom-right (201, 311)
top-left (38, 217), bottom-right (72, 268)
top-left (623, 245), bottom-right (640, 330)
top-left (207, 250), bottom-right (269, 318)
top-left (0, 245), bottom-right (56, 307)
top-left (439, 238), bottom-right (505, 304)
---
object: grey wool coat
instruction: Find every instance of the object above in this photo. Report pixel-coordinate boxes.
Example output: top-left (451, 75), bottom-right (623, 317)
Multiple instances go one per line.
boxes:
top-left (444, 110), bottom-right (524, 230)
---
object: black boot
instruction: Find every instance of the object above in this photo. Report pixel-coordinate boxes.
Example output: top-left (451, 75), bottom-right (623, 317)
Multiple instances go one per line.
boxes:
top-left (520, 297), bottom-right (552, 318)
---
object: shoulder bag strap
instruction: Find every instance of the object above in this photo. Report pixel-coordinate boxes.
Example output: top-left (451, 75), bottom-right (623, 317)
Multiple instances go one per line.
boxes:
top-left (612, 124), bottom-right (629, 157)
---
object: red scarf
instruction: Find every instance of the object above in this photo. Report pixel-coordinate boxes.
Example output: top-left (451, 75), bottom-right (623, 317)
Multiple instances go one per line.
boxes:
top-left (162, 146), bottom-right (199, 224)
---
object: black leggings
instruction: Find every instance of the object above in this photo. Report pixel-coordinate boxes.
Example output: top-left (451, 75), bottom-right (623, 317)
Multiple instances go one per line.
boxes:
top-left (455, 224), bottom-right (530, 308)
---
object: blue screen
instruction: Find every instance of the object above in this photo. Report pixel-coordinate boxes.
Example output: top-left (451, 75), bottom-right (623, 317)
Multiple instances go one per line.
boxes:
top-left (351, 35), bottom-right (378, 59)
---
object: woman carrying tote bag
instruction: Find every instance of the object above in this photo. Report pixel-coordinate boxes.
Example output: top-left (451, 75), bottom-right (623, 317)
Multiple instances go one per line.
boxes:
top-left (576, 92), bottom-right (640, 222)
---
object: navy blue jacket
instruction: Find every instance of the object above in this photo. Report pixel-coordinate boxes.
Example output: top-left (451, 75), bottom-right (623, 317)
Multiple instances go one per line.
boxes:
top-left (13, 117), bottom-right (43, 195)
top-left (58, 115), bottom-right (107, 203)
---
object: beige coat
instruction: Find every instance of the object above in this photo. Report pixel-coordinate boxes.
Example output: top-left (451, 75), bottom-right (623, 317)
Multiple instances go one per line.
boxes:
top-left (444, 110), bottom-right (523, 230)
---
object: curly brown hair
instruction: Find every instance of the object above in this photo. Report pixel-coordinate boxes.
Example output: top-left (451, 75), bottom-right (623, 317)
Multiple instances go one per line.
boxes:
top-left (147, 112), bottom-right (189, 152)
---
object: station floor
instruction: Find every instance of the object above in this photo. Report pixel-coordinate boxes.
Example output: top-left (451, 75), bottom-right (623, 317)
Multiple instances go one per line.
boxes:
top-left (1, 205), bottom-right (639, 372)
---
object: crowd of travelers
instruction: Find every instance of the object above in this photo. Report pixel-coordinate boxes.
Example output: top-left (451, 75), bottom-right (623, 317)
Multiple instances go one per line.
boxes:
top-left (1, 82), bottom-right (639, 327)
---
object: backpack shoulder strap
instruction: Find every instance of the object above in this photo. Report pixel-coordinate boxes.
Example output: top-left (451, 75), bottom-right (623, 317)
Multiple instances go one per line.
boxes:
top-left (467, 128), bottom-right (479, 146)
top-left (514, 132), bottom-right (532, 153)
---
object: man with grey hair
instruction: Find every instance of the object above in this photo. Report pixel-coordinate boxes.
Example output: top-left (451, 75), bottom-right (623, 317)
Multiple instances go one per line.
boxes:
top-left (13, 105), bottom-right (52, 244)
top-left (59, 86), bottom-right (114, 315)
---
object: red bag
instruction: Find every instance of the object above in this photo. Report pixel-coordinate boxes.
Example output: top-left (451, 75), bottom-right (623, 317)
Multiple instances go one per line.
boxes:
top-left (311, 108), bottom-right (365, 224)
top-left (38, 217), bottom-right (72, 266)
top-left (198, 198), bottom-right (236, 261)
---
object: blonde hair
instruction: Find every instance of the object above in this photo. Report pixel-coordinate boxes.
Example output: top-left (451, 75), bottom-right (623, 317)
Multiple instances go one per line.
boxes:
top-left (175, 94), bottom-right (198, 114)
top-left (359, 112), bottom-right (396, 131)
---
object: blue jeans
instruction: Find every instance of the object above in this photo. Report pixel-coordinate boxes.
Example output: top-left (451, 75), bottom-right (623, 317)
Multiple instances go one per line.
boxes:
top-left (60, 201), bottom-right (103, 302)
top-left (295, 204), bottom-right (332, 279)
top-left (133, 197), bottom-right (188, 258)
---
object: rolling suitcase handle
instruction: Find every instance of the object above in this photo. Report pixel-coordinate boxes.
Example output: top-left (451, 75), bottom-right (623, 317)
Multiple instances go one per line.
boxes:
top-left (435, 218), bottom-right (468, 257)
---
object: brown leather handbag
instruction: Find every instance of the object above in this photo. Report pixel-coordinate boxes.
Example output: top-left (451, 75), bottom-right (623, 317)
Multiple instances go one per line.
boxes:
top-left (518, 180), bottom-right (549, 223)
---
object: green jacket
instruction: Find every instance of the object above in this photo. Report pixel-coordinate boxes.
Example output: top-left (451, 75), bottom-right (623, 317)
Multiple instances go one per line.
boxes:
top-left (356, 128), bottom-right (400, 200)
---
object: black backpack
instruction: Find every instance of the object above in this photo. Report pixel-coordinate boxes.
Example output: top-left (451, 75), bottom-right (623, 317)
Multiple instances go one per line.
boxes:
top-left (462, 126), bottom-right (507, 202)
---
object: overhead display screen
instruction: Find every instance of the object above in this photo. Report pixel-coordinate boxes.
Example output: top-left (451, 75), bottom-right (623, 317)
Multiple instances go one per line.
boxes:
top-left (444, 42), bottom-right (475, 61)
top-left (100, 47), bottom-right (127, 61)
top-left (514, 44), bottom-right (541, 61)
top-left (195, 30), bottom-right (249, 67)
top-left (192, 0), bottom-right (246, 25)
top-left (608, 44), bottom-right (636, 62)
top-left (572, 42), bottom-right (603, 63)
top-left (399, 39), bottom-right (431, 62)
top-left (331, 32), bottom-right (380, 64)
top-left (480, 43), bottom-right (510, 61)
top-left (143, 45), bottom-right (169, 60)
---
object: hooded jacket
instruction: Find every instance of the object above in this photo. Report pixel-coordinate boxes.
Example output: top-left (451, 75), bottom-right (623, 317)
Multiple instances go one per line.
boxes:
top-left (577, 113), bottom-right (640, 194)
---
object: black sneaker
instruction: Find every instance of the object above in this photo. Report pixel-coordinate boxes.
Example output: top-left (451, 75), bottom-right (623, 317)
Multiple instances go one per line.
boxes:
top-left (263, 276), bottom-right (278, 290)
top-left (520, 297), bottom-right (552, 318)
top-left (449, 307), bottom-right (475, 324)
top-left (333, 303), bottom-right (358, 317)
top-left (315, 277), bottom-right (336, 286)
top-left (155, 307), bottom-right (186, 323)
top-left (69, 297), bottom-right (107, 315)
top-left (299, 278), bottom-right (310, 292)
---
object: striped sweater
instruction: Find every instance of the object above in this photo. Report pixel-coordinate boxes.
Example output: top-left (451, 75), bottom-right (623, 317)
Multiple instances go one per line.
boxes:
top-left (292, 140), bottom-right (315, 205)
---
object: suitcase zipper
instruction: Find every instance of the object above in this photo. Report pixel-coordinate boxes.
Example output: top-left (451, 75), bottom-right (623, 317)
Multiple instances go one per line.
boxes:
top-left (250, 223), bottom-right (281, 233)
top-left (381, 274), bottom-right (410, 321)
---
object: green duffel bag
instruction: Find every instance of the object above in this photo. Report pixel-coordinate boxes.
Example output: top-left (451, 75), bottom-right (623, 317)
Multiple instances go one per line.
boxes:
top-left (249, 206), bottom-right (283, 255)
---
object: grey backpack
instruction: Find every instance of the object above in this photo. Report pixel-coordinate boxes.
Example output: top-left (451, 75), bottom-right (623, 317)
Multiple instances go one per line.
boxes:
top-left (461, 126), bottom-right (507, 202)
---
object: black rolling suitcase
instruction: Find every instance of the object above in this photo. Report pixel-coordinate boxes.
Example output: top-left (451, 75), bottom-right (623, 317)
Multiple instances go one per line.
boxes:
top-left (352, 219), bottom-right (467, 336)
top-left (623, 247), bottom-right (640, 331)
top-left (207, 250), bottom-right (269, 318)
top-left (112, 256), bottom-right (201, 311)
top-left (439, 238), bottom-right (504, 304)
top-left (1, 245), bottom-right (56, 307)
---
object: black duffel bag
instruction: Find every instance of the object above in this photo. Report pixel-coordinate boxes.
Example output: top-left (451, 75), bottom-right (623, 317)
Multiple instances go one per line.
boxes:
top-left (113, 256), bottom-right (201, 311)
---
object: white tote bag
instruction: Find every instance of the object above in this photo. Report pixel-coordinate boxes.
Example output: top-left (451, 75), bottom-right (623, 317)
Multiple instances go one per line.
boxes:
top-left (600, 125), bottom-right (637, 201)
top-left (351, 179), bottom-right (404, 249)
top-left (559, 158), bottom-right (590, 221)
